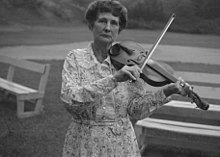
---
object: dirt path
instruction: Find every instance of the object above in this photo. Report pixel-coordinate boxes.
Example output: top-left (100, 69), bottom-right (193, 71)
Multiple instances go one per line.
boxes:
top-left (0, 42), bottom-right (219, 65)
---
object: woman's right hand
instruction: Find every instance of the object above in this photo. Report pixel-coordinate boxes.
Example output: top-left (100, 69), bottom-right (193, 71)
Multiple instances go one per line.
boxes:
top-left (113, 65), bottom-right (142, 82)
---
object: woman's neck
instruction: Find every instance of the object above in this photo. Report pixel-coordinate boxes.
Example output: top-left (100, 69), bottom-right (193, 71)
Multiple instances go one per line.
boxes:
top-left (92, 41), bottom-right (110, 63)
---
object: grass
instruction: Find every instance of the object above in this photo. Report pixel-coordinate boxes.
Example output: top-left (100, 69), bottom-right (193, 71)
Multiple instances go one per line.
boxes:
top-left (0, 24), bottom-right (220, 157)
top-left (0, 60), bottom-right (70, 157)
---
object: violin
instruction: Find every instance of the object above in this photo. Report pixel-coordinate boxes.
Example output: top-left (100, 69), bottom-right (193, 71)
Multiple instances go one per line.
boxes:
top-left (109, 41), bottom-right (174, 87)
top-left (109, 41), bottom-right (209, 110)
top-left (109, 14), bottom-right (209, 110)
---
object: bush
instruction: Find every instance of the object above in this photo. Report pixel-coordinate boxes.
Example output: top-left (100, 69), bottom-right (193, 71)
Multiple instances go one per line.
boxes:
top-left (128, 19), bottom-right (167, 30)
top-left (196, 19), bottom-right (220, 34)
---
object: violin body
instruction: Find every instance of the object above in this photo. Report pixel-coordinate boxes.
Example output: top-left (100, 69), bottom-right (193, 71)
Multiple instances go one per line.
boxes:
top-left (109, 41), bottom-right (209, 110)
top-left (110, 41), bottom-right (174, 86)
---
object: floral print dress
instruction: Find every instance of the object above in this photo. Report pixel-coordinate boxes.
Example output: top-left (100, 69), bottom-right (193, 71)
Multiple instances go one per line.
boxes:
top-left (60, 43), bottom-right (170, 157)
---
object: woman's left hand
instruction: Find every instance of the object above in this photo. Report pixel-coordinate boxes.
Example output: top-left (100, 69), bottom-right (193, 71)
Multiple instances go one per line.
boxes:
top-left (163, 78), bottom-right (193, 97)
top-left (175, 78), bottom-right (192, 96)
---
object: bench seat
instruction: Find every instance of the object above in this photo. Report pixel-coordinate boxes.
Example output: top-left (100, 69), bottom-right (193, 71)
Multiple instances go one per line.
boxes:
top-left (0, 78), bottom-right (43, 100)
top-left (137, 117), bottom-right (220, 137)
top-left (135, 100), bottom-right (220, 155)
top-left (136, 117), bottom-right (220, 153)
top-left (0, 77), bottom-right (37, 94)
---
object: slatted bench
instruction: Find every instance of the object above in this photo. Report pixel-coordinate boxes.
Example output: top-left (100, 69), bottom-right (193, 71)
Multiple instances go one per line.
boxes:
top-left (0, 55), bottom-right (50, 118)
top-left (135, 70), bottom-right (220, 155)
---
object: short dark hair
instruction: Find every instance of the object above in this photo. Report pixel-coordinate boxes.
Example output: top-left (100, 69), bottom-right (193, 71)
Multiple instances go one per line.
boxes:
top-left (85, 0), bottom-right (128, 32)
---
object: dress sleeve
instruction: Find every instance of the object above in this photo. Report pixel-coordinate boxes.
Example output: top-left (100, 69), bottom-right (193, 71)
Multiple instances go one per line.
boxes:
top-left (127, 89), bottom-right (171, 120)
top-left (60, 51), bottom-right (118, 106)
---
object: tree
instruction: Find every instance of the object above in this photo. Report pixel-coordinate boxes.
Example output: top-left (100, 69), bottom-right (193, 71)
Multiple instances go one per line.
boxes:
top-left (191, 0), bottom-right (220, 19)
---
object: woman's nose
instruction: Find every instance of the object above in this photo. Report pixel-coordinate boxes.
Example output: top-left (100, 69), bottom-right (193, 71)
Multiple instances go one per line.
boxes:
top-left (104, 22), bottom-right (111, 31)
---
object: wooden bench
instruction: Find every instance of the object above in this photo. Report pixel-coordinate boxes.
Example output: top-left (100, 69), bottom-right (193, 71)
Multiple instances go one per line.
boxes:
top-left (0, 55), bottom-right (50, 118)
top-left (135, 70), bottom-right (220, 155)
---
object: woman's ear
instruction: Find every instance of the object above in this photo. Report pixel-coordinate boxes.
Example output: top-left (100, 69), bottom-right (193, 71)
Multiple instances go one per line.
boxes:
top-left (88, 23), bottom-right (93, 31)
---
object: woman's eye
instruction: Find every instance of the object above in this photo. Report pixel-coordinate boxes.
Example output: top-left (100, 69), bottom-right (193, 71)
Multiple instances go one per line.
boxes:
top-left (111, 21), bottom-right (119, 26)
top-left (98, 19), bottom-right (107, 24)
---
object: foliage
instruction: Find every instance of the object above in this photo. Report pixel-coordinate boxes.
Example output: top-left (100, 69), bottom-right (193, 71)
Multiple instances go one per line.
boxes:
top-left (125, 0), bottom-right (220, 34)
top-left (0, 0), bottom-right (220, 34)
top-left (191, 0), bottom-right (220, 19)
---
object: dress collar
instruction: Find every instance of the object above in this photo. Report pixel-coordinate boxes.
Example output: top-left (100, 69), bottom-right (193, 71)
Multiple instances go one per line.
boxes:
top-left (89, 42), bottom-right (112, 66)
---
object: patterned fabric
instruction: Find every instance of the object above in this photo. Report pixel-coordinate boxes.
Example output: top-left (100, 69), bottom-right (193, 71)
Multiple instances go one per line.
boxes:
top-left (60, 43), bottom-right (170, 157)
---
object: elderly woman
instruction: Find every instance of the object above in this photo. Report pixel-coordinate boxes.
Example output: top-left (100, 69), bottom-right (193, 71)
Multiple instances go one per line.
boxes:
top-left (60, 0), bottom-right (190, 157)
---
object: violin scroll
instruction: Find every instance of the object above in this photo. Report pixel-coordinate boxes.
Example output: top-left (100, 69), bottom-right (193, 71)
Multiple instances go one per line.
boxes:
top-left (188, 90), bottom-right (209, 110)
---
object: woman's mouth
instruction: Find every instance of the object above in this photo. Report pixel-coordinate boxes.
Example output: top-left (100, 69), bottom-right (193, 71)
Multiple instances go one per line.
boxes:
top-left (101, 34), bottom-right (112, 38)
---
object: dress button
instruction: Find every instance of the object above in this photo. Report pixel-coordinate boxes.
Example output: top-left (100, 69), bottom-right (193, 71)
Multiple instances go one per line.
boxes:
top-left (103, 107), bottom-right (106, 110)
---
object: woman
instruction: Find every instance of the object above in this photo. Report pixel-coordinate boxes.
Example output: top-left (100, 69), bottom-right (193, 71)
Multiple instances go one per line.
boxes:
top-left (60, 0), bottom-right (191, 156)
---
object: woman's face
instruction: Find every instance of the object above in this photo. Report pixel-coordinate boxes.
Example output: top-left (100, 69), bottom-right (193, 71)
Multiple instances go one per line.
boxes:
top-left (91, 12), bottom-right (120, 45)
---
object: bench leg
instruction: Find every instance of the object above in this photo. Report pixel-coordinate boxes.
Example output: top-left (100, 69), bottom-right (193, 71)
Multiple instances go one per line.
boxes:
top-left (16, 99), bottom-right (25, 118)
top-left (134, 124), bottom-right (149, 156)
top-left (135, 125), bottom-right (144, 147)
top-left (16, 98), bottom-right (44, 118)
top-left (34, 99), bottom-right (44, 114)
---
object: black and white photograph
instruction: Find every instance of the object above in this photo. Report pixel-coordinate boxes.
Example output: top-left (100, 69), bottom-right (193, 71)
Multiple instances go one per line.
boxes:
top-left (0, 0), bottom-right (220, 157)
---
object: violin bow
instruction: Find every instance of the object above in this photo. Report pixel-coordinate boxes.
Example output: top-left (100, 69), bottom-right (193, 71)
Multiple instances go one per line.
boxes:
top-left (140, 13), bottom-right (175, 71)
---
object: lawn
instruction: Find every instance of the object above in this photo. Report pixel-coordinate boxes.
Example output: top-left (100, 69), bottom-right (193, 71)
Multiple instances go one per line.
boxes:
top-left (0, 25), bottom-right (220, 157)
top-left (0, 60), bottom-right (69, 157)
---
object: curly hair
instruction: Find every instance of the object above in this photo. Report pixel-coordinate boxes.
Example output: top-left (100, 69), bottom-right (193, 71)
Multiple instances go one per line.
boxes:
top-left (85, 0), bottom-right (128, 32)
